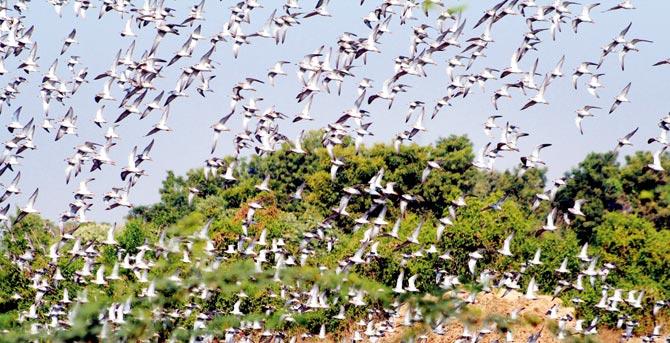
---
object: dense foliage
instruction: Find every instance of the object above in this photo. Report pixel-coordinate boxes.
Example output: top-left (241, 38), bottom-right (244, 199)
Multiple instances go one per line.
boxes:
top-left (1, 132), bottom-right (669, 341)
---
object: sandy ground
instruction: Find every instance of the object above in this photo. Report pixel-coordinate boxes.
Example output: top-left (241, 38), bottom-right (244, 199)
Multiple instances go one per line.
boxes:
top-left (378, 290), bottom-right (571, 343)
top-left (374, 290), bottom-right (655, 343)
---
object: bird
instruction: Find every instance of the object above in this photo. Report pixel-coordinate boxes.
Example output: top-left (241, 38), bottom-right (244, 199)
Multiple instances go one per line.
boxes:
top-left (120, 147), bottom-right (146, 181)
top-left (94, 79), bottom-right (115, 103)
top-left (210, 112), bottom-right (233, 154)
top-left (520, 75), bottom-right (550, 110)
top-left (255, 174), bottom-right (272, 192)
top-left (648, 128), bottom-right (669, 146)
top-left (525, 143), bottom-right (552, 168)
top-left (572, 3), bottom-right (600, 33)
top-left (653, 58), bottom-right (670, 67)
top-left (483, 115), bottom-right (502, 137)
top-left (393, 270), bottom-right (406, 294)
top-left (483, 193), bottom-right (508, 211)
top-left (525, 277), bottom-right (538, 300)
top-left (60, 29), bottom-right (77, 55)
top-left (103, 224), bottom-right (117, 245)
top-left (230, 299), bottom-right (244, 316)
top-left (572, 61), bottom-right (598, 89)
top-left (421, 160), bottom-right (442, 183)
top-left (577, 243), bottom-right (591, 262)
top-left (605, 0), bottom-right (635, 12)
top-left (568, 199), bottom-right (587, 217)
top-left (93, 106), bottom-right (107, 128)
top-left (267, 61), bottom-right (290, 86)
top-left (575, 106), bottom-right (601, 134)
top-left (615, 127), bottom-right (639, 151)
top-left (14, 188), bottom-right (39, 224)
top-left (146, 107), bottom-right (172, 136)
top-left (498, 233), bottom-right (514, 257)
top-left (120, 18), bottom-right (136, 37)
top-left (586, 74), bottom-right (605, 98)
top-left (647, 147), bottom-right (666, 172)
top-left (406, 275), bottom-right (419, 292)
top-left (556, 258), bottom-right (570, 274)
top-left (290, 130), bottom-right (307, 154)
top-left (500, 49), bottom-right (524, 78)
top-left (304, 0), bottom-right (332, 18)
top-left (541, 208), bottom-right (558, 231)
top-left (609, 82), bottom-right (632, 114)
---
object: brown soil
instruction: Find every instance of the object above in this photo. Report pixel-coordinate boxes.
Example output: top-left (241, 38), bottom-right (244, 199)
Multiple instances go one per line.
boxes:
top-left (376, 290), bottom-right (649, 343)
top-left (297, 290), bottom-right (662, 342)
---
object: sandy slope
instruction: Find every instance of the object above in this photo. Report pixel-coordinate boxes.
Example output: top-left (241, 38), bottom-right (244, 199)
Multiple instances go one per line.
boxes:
top-left (377, 290), bottom-right (649, 343)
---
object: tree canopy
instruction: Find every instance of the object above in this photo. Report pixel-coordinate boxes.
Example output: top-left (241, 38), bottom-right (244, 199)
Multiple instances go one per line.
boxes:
top-left (2, 132), bottom-right (669, 341)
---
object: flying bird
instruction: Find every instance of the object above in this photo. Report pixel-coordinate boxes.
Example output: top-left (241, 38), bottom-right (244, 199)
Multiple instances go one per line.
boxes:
top-left (615, 127), bottom-right (639, 151)
top-left (575, 106), bottom-right (601, 134)
top-left (609, 82), bottom-right (631, 114)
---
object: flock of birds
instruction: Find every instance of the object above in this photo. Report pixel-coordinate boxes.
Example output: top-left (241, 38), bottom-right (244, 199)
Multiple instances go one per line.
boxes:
top-left (1, 0), bottom-right (670, 342)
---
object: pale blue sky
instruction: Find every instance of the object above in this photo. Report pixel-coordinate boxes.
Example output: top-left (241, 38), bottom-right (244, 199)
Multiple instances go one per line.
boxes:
top-left (5, 0), bottom-right (670, 222)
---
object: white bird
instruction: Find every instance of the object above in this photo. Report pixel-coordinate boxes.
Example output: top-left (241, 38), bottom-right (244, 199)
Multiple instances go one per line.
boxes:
top-left (60, 29), bottom-right (77, 55)
top-left (556, 257), bottom-right (570, 274)
top-left (609, 82), bottom-right (632, 114)
top-left (255, 174), bottom-right (271, 192)
top-left (569, 199), bottom-right (587, 217)
top-left (290, 130), bottom-right (307, 154)
top-left (615, 127), bottom-right (639, 151)
top-left (572, 3), bottom-right (599, 33)
top-left (498, 233), bottom-right (514, 257)
top-left (230, 299), bottom-right (244, 316)
top-left (520, 75), bottom-right (550, 110)
top-left (648, 128), bottom-right (669, 146)
top-left (647, 147), bottom-right (666, 172)
top-left (95, 79), bottom-right (115, 103)
top-left (406, 275), bottom-right (419, 292)
top-left (210, 113), bottom-right (233, 154)
top-left (304, 0), bottom-right (331, 17)
top-left (575, 106), bottom-right (601, 134)
top-left (577, 243), bottom-right (591, 262)
top-left (421, 160), bottom-right (442, 183)
top-left (294, 94), bottom-right (315, 122)
top-left (501, 49), bottom-right (523, 78)
top-left (268, 61), bottom-right (289, 86)
top-left (541, 208), bottom-right (558, 231)
top-left (605, 0), bottom-right (635, 12)
top-left (587, 73), bottom-right (604, 98)
top-left (292, 182), bottom-right (306, 200)
top-left (15, 188), bottom-right (39, 224)
top-left (483, 115), bottom-right (502, 137)
top-left (94, 106), bottom-right (106, 128)
top-left (525, 277), bottom-right (538, 300)
top-left (107, 263), bottom-right (120, 281)
top-left (120, 17), bottom-right (136, 37)
top-left (387, 217), bottom-right (401, 239)
top-left (406, 219), bottom-right (423, 244)
top-left (93, 265), bottom-right (106, 285)
top-left (550, 55), bottom-right (566, 80)
top-left (529, 248), bottom-right (543, 265)
top-left (468, 250), bottom-right (483, 275)
top-left (146, 107), bottom-right (172, 136)
top-left (103, 224), bottom-right (117, 245)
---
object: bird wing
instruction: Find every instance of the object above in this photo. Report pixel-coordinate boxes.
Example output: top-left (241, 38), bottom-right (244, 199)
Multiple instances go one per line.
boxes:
top-left (624, 127), bottom-right (639, 140)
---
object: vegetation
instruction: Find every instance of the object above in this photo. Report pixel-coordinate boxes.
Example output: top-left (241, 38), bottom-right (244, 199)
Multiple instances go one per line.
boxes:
top-left (1, 132), bottom-right (669, 341)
